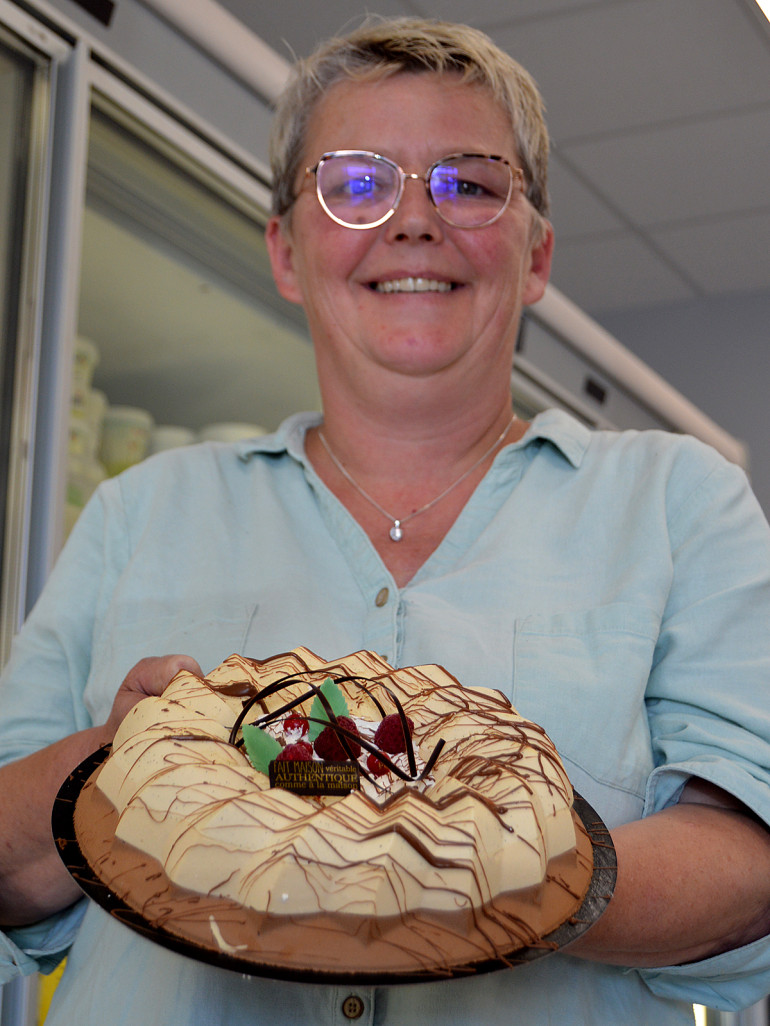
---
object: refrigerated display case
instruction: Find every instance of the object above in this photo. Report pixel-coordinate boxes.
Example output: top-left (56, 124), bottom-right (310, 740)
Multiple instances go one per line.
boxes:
top-left (8, 2), bottom-right (324, 617)
top-left (67, 94), bottom-right (320, 531)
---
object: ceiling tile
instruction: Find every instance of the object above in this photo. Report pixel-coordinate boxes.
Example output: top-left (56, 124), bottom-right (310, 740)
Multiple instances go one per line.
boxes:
top-left (550, 231), bottom-right (695, 312)
top-left (561, 107), bottom-right (770, 226)
top-left (216, 0), bottom-right (416, 60)
top-left (490, 0), bottom-right (770, 142)
top-left (411, 0), bottom-right (617, 22)
top-left (650, 210), bottom-right (770, 295)
top-left (547, 151), bottom-right (627, 239)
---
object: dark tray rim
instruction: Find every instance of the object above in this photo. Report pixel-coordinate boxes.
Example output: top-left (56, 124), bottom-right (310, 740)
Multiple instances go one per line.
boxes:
top-left (53, 745), bottom-right (617, 984)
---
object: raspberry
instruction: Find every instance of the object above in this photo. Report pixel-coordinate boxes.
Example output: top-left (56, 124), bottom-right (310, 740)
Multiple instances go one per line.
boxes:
top-left (283, 714), bottom-right (309, 741)
top-left (374, 713), bottom-right (414, 755)
top-left (366, 752), bottom-right (390, 777)
top-left (313, 717), bottom-right (361, 761)
top-left (276, 741), bottom-right (313, 761)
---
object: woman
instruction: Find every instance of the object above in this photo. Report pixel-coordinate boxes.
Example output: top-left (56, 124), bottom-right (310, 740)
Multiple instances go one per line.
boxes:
top-left (1, 18), bottom-right (770, 1026)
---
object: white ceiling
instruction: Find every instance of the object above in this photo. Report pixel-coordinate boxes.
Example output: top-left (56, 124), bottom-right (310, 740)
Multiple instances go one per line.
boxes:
top-left (215, 0), bottom-right (770, 321)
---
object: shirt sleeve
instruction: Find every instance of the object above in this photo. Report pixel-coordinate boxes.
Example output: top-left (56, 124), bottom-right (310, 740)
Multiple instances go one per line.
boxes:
top-left (638, 444), bottom-right (770, 1008)
top-left (0, 481), bottom-right (124, 766)
top-left (0, 904), bottom-right (86, 983)
top-left (0, 486), bottom-right (122, 978)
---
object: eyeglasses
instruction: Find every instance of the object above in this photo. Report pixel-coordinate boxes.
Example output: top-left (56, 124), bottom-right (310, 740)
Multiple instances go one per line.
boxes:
top-left (303, 151), bottom-right (524, 230)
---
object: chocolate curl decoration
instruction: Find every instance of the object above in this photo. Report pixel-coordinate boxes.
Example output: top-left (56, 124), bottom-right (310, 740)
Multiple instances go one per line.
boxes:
top-left (228, 672), bottom-right (317, 745)
top-left (226, 671), bottom-right (443, 785)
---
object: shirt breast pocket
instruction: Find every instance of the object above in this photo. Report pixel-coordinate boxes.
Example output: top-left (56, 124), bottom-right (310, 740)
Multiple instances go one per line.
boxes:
top-left (512, 603), bottom-right (661, 823)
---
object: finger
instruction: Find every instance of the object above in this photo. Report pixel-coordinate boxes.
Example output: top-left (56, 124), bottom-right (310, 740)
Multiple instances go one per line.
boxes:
top-left (123, 654), bottom-right (203, 699)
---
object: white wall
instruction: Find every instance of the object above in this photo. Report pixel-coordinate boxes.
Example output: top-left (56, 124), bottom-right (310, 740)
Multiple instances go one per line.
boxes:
top-left (598, 288), bottom-right (770, 515)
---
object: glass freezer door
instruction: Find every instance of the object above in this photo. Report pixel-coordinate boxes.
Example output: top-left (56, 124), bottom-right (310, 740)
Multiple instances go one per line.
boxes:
top-left (0, 27), bottom-right (51, 670)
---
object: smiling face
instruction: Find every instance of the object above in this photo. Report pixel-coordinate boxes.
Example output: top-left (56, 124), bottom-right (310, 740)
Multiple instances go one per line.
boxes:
top-left (266, 73), bottom-right (553, 410)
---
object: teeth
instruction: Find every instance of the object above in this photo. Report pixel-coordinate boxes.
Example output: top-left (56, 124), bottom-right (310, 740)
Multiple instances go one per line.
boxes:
top-left (374, 277), bottom-right (453, 293)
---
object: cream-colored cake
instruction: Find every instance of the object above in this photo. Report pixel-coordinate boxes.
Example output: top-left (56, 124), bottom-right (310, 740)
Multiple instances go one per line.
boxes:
top-left (74, 649), bottom-right (593, 978)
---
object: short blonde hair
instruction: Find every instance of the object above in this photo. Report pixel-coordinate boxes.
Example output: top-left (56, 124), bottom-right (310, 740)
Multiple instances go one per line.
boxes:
top-left (270, 17), bottom-right (550, 223)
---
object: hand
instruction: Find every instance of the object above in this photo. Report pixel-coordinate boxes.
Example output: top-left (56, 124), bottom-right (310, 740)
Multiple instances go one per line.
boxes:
top-left (103, 654), bottom-right (202, 743)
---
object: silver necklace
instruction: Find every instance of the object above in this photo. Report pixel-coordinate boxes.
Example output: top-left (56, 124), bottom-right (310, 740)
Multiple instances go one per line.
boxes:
top-left (317, 413), bottom-right (517, 542)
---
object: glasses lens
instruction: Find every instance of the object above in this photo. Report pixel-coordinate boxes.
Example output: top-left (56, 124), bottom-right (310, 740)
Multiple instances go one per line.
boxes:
top-left (429, 156), bottom-right (512, 227)
top-left (316, 154), bottom-right (399, 227)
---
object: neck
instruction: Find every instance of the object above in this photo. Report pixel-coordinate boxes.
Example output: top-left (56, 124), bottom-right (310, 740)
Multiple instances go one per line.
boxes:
top-left (318, 410), bottom-right (516, 541)
top-left (322, 404), bottom-right (517, 483)
top-left (306, 336), bottom-right (526, 582)
top-left (308, 398), bottom-right (522, 585)
top-left (317, 362), bottom-right (520, 470)
top-left (311, 311), bottom-right (525, 462)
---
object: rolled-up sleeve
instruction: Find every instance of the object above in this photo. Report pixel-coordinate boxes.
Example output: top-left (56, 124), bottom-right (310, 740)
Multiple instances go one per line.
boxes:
top-left (639, 449), bottom-right (770, 1007)
top-left (0, 903), bottom-right (86, 982)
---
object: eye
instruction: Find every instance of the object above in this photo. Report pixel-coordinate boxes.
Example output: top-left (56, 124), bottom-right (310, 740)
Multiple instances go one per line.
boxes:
top-left (453, 177), bottom-right (488, 198)
top-left (430, 160), bottom-right (511, 205)
top-left (320, 162), bottom-right (392, 206)
top-left (431, 170), bottom-right (493, 202)
top-left (345, 173), bottom-right (380, 198)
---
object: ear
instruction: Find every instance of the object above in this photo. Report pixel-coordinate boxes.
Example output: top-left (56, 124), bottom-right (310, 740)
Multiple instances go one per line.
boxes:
top-left (521, 219), bottom-right (554, 307)
top-left (266, 216), bottom-right (305, 305)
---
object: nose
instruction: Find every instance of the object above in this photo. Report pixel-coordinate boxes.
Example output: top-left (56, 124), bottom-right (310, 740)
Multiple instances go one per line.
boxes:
top-left (385, 172), bottom-right (443, 243)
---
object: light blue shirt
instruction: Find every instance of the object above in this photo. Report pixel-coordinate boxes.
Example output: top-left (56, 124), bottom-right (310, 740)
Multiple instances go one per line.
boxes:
top-left (2, 409), bottom-right (770, 1025)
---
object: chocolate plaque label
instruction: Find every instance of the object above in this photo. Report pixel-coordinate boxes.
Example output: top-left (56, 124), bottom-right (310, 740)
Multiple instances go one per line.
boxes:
top-left (269, 760), bottom-right (360, 796)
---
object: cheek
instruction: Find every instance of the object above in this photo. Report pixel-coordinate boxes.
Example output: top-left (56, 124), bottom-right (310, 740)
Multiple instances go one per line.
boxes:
top-left (463, 234), bottom-right (534, 337)
top-left (463, 223), bottom-right (526, 277)
top-left (299, 226), bottom-right (374, 289)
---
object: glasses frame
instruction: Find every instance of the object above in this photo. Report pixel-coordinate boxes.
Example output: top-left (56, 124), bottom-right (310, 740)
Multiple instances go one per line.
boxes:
top-left (304, 150), bottom-right (524, 230)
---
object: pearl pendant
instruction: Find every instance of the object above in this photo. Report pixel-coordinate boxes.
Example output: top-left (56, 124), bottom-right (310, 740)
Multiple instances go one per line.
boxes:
top-left (389, 520), bottom-right (403, 542)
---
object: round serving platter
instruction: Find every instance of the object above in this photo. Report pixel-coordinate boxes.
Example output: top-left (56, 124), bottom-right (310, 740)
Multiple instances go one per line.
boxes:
top-left (53, 746), bottom-right (617, 984)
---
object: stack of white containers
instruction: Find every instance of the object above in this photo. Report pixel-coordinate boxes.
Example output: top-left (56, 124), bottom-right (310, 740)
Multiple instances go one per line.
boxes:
top-left (65, 337), bottom-right (108, 536)
top-left (64, 337), bottom-right (269, 536)
top-left (99, 404), bottom-right (155, 477)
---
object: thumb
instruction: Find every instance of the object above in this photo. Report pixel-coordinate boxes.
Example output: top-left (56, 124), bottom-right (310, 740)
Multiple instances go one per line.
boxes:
top-left (122, 653), bottom-right (203, 699)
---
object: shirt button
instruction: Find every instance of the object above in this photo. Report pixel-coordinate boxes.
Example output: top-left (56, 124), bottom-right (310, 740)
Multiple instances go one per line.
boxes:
top-left (375, 587), bottom-right (389, 607)
top-left (341, 994), bottom-right (365, 1020)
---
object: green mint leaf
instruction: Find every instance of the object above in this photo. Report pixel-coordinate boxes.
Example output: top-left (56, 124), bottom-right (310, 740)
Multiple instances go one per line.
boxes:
top-left (308, 677), bottom-right (349, 741)
top-left (242, 722), bottom-right (282, 774)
